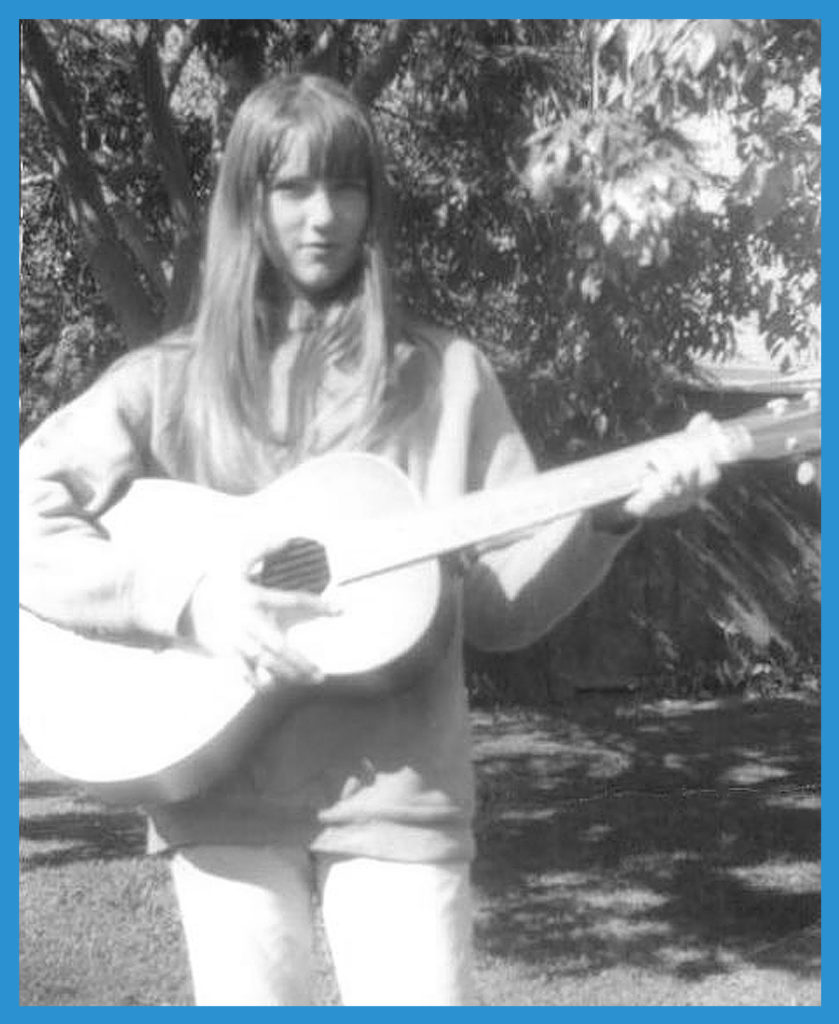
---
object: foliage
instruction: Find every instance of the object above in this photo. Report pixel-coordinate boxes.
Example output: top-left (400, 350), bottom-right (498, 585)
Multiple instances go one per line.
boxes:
top-left (21, 19), bottom-right (821, 436)
top-left (20, 18), bottom-right (821, 694)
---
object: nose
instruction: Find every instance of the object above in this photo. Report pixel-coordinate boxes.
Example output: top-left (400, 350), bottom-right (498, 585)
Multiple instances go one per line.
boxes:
top-left (306, 184), bottom-right (337, 226)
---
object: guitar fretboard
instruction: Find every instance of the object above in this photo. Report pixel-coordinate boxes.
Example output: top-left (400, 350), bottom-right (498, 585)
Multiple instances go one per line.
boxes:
top-left (337, 396), bottom-right (819, 584)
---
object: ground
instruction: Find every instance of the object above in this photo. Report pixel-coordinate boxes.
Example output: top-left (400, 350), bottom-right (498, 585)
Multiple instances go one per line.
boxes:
top-left (19, 690), bottom-right (820, 1006)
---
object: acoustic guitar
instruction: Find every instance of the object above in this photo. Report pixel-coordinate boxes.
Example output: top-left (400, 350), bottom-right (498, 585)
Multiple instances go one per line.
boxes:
top-left (19, 394), bottom-right (820, 807)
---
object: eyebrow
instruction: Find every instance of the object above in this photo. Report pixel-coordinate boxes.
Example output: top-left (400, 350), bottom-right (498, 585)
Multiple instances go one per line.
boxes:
top-left (272, 173), bottom-right (367, 187)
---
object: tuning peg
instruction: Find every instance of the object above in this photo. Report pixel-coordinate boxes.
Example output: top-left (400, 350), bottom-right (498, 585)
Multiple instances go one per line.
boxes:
top-left (767, 398), bottom-right (790, 416)
top-left (795, 459), bottom-right (820, 487)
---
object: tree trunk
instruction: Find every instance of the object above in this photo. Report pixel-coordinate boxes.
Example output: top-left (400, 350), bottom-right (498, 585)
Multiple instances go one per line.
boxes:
top-left (164, 230), bottom-right (204, 331)
top-left (132, 20), bottom-right (204, 328)
top-left (21, 20), bottom-right (160, 346)
top-left (133, 21), bottom-right (200, 236)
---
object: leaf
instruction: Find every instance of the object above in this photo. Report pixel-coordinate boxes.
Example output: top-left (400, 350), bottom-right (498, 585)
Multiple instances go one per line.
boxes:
top-left (600, 209), bottom-right (622, 244)
top-left (686, 24), bottom-right (719, 75)
top-left (623, 19), bottom-right (655, 75)
top-left (32, 343), bottom-right (56, 370)
top-left (580, 267), bottom-right (603, 303)
top-left (595, 20), bottom-right (622, 50)
top-left (752, 160), bottom-right (794, 228)
top-left (604, 76), bottom-right (625, 110)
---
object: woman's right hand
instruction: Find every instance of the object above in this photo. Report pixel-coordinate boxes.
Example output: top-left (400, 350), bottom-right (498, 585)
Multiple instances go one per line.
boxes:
top-left (182, 564), bottom-right (339, 694)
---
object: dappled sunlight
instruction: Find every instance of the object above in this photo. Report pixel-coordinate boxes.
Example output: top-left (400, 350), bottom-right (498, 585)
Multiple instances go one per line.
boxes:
top-left (721, 753), bottom-right (796, 786)
top-left (765, 791), bottom-right (820, 813)
top-left (472, 692), bottom-right (820, 990)
top-left (727, 859), bottom-right (820, 896)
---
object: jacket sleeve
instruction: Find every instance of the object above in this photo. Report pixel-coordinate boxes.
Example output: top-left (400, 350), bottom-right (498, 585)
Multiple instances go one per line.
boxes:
top-left (461, 348), bottom-right (636, 652)
top-left (19, 351), bottom-right (204, 640)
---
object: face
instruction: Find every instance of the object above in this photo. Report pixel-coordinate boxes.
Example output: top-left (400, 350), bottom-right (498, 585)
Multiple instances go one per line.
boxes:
top-left (265, 139), bottom-right (370, 297)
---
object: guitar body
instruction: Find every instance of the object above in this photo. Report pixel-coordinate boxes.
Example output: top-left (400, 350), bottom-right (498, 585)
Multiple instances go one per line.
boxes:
top-left (19, 453), bottom-right (443, 806)
top-left (20, 393), bottom-right (820, 806)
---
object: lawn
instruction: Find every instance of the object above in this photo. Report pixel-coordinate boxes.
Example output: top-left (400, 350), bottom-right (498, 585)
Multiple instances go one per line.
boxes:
top-left (20, 690), bottom-right (821, 1006)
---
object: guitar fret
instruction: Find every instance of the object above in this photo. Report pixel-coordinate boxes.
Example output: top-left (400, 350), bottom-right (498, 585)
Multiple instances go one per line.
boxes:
top-left (342, 448), bottom-right (653, 582)
top-left (336, 395), bottom-right (821, 585)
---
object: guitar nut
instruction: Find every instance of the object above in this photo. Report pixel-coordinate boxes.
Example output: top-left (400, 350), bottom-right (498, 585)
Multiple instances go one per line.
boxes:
top-left (359, 757), bottom-right (376, 786)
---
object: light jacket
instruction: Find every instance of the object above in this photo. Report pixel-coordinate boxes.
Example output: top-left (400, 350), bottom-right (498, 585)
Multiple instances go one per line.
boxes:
top-left (20, 327), bottom-right (632, 861)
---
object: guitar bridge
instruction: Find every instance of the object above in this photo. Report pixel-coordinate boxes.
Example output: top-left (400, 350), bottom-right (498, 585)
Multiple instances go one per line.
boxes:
top-left (257, 538), bottom-right (331, 594)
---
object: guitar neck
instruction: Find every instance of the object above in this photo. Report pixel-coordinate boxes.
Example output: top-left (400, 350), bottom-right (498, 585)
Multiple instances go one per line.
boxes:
top-left (343, 394), bottom-right (820, 583)
top-left (374, 443), bottom-right (655, 572)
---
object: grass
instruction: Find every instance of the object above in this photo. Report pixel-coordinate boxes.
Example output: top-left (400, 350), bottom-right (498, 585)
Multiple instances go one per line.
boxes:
top-left (20, 690), bottom-right (821, 1006)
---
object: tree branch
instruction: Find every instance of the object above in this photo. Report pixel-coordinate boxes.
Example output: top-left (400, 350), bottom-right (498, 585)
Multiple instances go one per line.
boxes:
top-left (132, 20), bottom-right (200, 236)
top-left (301, 19), bottom-right (349, 77)
top-left (351, 20), bottom-right (418, 106)
top-left (21, 19), bottom-right (159, 346)
top-left (105, 191), bottom-right (170, 297)
top-left (131, 21), bottom-right (205, 327)
top-left (165, 19), bottom-right (201, 100)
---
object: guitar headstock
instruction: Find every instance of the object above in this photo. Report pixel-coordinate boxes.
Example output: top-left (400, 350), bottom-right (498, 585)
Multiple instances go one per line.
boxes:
top-left (718, 389), bottom-right (821, 474)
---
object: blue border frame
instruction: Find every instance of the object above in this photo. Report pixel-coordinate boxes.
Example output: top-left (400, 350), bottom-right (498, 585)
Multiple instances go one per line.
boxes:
top-left (12, 8), bottom-right (830, 1017)
top-left (819, 11), bottom-right (831, 1020)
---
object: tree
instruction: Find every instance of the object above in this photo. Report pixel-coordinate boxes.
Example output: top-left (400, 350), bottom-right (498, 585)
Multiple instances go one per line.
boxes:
top-left (21, 19), bottom-right (820, 435)
top-left (20, 19), bottom-right (821, 695)
top-left (20, 19), bottom-right (419, 427)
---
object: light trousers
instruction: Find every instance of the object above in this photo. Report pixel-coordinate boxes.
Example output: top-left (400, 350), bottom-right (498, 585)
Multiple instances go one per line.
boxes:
top-left (169, 844), bottom-right (474, 1006)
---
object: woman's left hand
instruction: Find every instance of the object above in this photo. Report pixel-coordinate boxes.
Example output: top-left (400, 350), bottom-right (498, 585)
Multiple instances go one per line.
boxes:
top-left (594, 413), bottom-right (729, 532)
top-left (624, 412), bottom-right (727, 520)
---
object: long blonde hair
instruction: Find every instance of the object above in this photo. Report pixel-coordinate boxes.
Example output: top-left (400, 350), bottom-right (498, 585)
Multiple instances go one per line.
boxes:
top-left (180, 74), bottom-right (424, 491)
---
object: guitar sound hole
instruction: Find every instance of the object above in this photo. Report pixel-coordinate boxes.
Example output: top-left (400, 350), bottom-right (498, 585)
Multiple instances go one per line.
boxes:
top-left (257, 538), bottom-right (331, 594)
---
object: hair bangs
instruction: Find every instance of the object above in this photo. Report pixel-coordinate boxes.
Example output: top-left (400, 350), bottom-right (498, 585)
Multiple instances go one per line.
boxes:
top-left (268, 95), bottom-right (375, 191)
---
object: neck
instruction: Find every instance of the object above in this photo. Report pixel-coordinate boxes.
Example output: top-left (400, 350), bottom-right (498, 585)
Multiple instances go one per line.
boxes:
top-left (261, 275), bottom-right (363, 345)
top-left (284, 296), bottom-right (331, 334)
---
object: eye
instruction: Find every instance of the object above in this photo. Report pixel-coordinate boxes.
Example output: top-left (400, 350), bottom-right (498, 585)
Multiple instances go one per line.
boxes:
top-left (272, 177), bottom-right (315, 198)
top-left (331, 178), bottom-right (367, 196)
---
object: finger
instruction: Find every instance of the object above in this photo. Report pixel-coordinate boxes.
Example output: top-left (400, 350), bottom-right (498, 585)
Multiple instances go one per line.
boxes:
top-left (690, 438), bottom-right (722, 491)
top-left (235, 647), bottom-right (276, 694)
top-left (622, 471), bottom-right (670, 518)
top-left (241, 646), bottom-right (325, 693)
top-left (244, 622), bottom-right (326, 685)
top-left (646, 442), bottom-right (689, 496)
top-left (625, 453), bottom-right (700, 518)
top-left (656, 431), bottom-right (720, 492)
top-left (251, 659), bottom-right (277, 693)
top-left (276, 647), bottom-right (325, 684)
top-left (677, 431), bottom-right (723, 493)
top-left (254, 648), bottom-right (325, 689)
top-left (251, 584), bottom-right (342, 612)
top-left (257, 588), bottom-right (343, 628)
top-left (685, 412), bottom-right (734, 465)
top-left (685, 410), bottom-right (714, 434)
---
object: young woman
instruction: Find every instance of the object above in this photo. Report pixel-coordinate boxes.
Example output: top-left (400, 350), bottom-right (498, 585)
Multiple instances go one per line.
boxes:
top-left (20, 74), bottom-right (725, 1006)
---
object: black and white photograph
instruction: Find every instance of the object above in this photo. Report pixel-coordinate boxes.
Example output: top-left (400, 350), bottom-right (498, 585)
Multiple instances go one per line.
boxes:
top-left (19, 18), bottom-right (821, 1006)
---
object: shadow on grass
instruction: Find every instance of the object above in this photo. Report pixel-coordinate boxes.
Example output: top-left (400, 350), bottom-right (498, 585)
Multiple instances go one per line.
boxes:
top-left (20, 778), bottom-right (80, 800)
top-left (471, 693), bottom-right (820, 986)
top-left (19, 693), bottom-right (819, 997)
top-left (20, 741), bottom-right (147, 869)
top-left (20, 808), bottom-right (147, 869)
